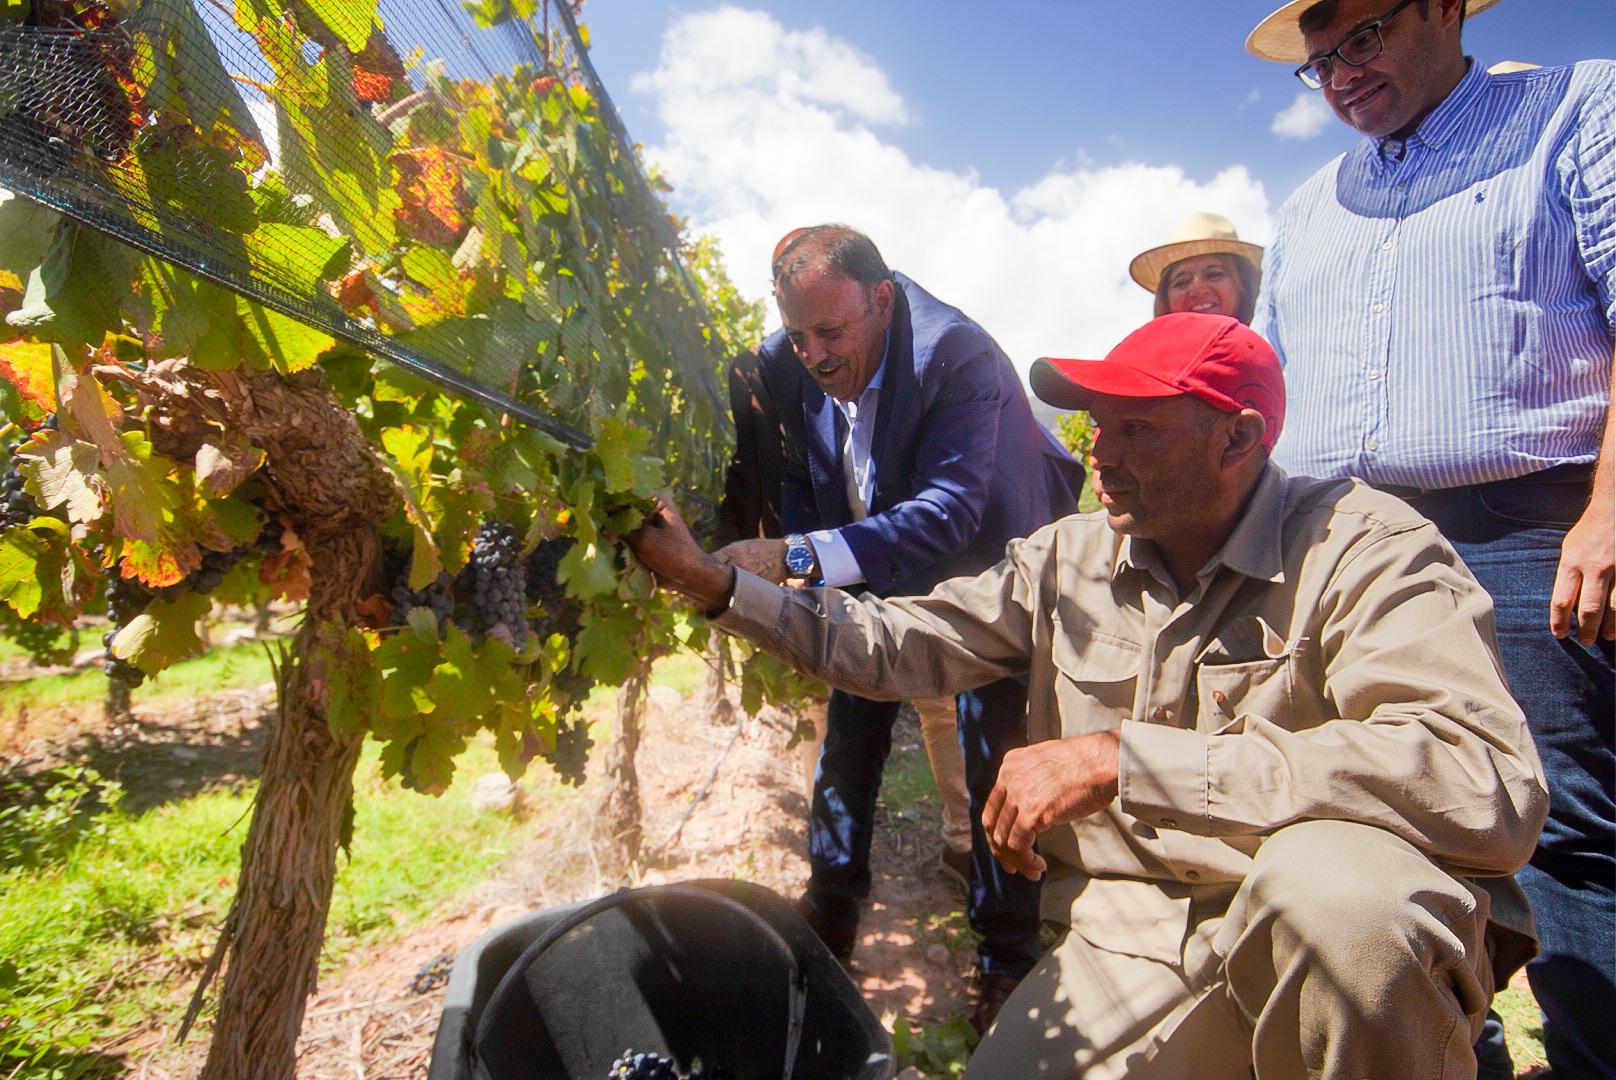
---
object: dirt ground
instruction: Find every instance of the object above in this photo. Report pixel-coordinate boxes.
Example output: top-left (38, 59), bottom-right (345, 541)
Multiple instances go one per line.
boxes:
top-left (6, 668), bottom-right (1548, 1079)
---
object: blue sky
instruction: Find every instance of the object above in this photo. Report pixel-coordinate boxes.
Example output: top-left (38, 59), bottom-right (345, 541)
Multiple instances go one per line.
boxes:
top-left (575, 1), bottom-right (1616, 370)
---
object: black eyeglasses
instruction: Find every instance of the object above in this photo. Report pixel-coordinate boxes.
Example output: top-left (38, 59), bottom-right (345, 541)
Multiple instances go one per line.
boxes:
top-left (1294, 0), bottom-right (1420, 89)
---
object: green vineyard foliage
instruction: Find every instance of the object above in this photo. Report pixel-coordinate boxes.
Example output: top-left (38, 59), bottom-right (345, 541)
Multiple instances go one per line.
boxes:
top-left (0, 0), bottom-right (751, 794)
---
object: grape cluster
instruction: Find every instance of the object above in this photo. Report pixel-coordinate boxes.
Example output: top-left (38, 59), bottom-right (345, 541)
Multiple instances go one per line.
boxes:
top-left (389, 570), bottom-right (455, 635)
top-left (606, 1051), bottom-right (733, 1080)
top-left (176, 547), bottom-right (247, 594)
top-left (0, 438), bottom-right (42, 532)
top-left (525, 536), bottom-right (595, 718)
top-left (467, 522), bottom-right (528, 650)
top-left (102, 572), bottom-right (151, 689)
top-left (543, 717), bottom-right (593, 788)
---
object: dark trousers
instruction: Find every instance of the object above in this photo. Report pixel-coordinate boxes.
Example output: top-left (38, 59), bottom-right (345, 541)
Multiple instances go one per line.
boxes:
top-left (806, 677), bottom-right (1043, 979)
top-left (1394, 466), bottom-right (1615, 1079)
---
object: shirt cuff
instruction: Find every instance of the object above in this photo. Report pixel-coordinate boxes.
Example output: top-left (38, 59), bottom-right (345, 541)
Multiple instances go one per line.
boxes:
top-left (1117, 723), bottom-right (1211, 834)
top-left (807, 528), bottom-right (865, 588)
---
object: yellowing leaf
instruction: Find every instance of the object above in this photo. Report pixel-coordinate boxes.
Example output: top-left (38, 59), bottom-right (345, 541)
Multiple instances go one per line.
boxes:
top-left (0, 338), bottom-right (56, 411)
top-left (195, 436), bottom-right (266, 499)
top-left (21, 433), bottom-right (104, 524)
top-left (112, 589), bottom-right (211, 675)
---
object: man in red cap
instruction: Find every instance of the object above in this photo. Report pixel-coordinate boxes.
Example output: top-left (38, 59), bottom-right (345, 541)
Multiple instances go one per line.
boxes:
top-left (626, 313), bottom-right (1547, 1078)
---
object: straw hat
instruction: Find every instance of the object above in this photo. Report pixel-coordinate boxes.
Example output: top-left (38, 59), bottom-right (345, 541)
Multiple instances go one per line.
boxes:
top-left (1246, 0), bottom-right (1502, 64)
top-left (1128, 212), bottom-right (1265, 294)
top-left (1487, 60), bottom-right (1540, 75)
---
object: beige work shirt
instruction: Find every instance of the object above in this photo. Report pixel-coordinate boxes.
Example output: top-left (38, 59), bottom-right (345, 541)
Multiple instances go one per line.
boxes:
top-left (716, 465), bottom-right (1548, 973)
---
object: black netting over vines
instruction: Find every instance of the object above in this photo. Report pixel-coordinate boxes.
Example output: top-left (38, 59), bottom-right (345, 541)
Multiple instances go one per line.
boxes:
top-left (0, 0), bottom-right (729, 465)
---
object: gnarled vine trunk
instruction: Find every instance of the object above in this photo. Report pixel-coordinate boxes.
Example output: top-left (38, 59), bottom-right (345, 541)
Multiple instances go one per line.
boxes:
top-left (598, 657), bottom-right (650, 872)
top-left (118, 361), bottom-right (397, 1080)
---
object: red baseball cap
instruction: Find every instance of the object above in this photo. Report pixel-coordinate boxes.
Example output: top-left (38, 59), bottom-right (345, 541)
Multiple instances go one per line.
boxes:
top-left (1030, 313), bottom-right (1285, 450)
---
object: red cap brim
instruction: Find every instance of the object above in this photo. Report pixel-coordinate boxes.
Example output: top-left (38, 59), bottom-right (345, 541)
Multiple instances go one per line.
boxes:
top-left (1030, 356), bottom-right (1187, 411)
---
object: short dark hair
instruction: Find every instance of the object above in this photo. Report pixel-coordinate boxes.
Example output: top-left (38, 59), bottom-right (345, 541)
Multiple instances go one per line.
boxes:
top-left (1298, 0), bottom-right (1461, 38)
top-left (772, 225), bottom-right (891, 291)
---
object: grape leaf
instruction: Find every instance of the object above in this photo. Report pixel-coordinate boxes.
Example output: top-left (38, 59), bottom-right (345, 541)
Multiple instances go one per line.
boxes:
top-left (112, 589), bottom-right (211, 675)
top-left (316, 625), bottom-right (379, 736)
top-left (0, 339), bottom-right (57, 412)
top-left (574, 605), bottom-right (640, 685)
top-left (195, 435), bottom-right (266, 499)
top-left (0, 528), bottom-right (62, 619)
top-left (556, 538), bottom-right (616, 600)
top-left (238, 300), bottom-right (336, 374)
top-left (422, 624), bottom-right (525, 725)
top-left (374, 612), bottom-right (442, 721)
top-left (592, 415), bottom-right (660, 495)
top-left (21, 433), bottom-right (103, 524)
top-left (7, 224), bottom-right (137, 346)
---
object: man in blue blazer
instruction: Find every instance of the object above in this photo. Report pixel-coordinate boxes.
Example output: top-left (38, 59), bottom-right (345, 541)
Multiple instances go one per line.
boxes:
top-left (718, 225), bottom-right (1085, 1028)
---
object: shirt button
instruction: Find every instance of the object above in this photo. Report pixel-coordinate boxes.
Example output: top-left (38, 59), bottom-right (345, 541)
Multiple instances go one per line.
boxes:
top-left (1367, 370), bottom-right (1381, 381)
top-left (1151, 707), bottom-right (1172, 722)
top-left (1366, 439), bottom-right (1381, 451)
top-left (1184, 870), bottom-right (1202, 882)
top-left (1160, 817), bottom-right (1178, 829)
top-left (1211, 690), bottom-right (1229, 708)
top-left (1372, 302), bottom-right (1385, 313)
top-left (1381, 240), bottom-right (1393, 251)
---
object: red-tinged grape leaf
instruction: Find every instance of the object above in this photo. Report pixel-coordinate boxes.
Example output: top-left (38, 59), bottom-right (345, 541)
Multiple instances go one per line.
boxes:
top-left (351, 67), bottom-right (393, 103)
top-left (573, 605), bottom-right (639, 686)
top-left (374, 609), bottom-right (443, 722)
top-left (556, 538), bottom-right (616, 600)
top-left (353, 591), bottom-right (391, 629)
top-left (21, 433), bottom-right (103, 524)
top-left (0, 338), bottom-right (57, 412)
top-left (118, 536), bottom-right (197, 591)
top-left (392, 146), bottom-right (469, 246)
top-left (260, 545), bottom-right (313, 603)
top-left (314, 624), bottom-right (380, 735)
top-left (111, 589), bottom-right (211, 675)
top-left (195, 435), bottom-right (266, 499)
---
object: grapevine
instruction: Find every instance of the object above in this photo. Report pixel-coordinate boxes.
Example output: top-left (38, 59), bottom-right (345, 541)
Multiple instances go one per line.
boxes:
top-left (101, 571), bottom-right (150, 689)
top-left (607, 1050), bottom-right (735, 1080)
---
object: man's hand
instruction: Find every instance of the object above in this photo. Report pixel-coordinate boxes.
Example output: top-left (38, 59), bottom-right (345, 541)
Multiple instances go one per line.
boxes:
top-left (623, 496), bottom-right (736, 611)
top-left (982, 730), bottom-right (1121, 881)
top-left (1551, 498), bottom-right (1615, 645)
top-left (715, 538), bottom-right (791, 584)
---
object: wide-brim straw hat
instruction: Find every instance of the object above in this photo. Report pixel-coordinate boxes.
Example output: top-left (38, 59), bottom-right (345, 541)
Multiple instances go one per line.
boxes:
top-left (1246, 0), bottom-right (1502, 64)
top-left (1487, 60), bottom-right (1540, 75)
top-left (1129, 212), bottom-right (1265, 294)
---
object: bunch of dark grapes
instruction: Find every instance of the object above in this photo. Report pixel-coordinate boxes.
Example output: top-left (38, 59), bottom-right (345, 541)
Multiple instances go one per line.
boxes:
top-left (466, 522), bottom-right (528, 650)
top-left (0, 438), bottom-right (42, 532)
top-left (543, 717), bottom-right (593, 787)
top-left (172, 547), bottom-right (247, 595)
top-left (390, 570), bottom-right (455, 635)
top-left (103, 572), bottom-right (151, 689)
top-left (606, 1051), bottom-right (733, 1080)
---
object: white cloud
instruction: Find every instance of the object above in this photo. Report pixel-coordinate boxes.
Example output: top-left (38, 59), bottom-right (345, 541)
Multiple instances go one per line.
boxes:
top-left (633, 5), bottom-right (1272, 379)
top-left (1270, 92), bottom-right (1333, 140)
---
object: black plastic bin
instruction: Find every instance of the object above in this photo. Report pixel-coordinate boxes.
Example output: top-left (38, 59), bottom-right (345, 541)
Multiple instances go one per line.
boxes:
top-left (426, 879), bottom-right (895, 1080)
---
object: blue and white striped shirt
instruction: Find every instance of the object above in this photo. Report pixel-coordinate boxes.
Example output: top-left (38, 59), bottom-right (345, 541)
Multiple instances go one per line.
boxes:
top-left (1257, 60), bottom-right (1616, 489)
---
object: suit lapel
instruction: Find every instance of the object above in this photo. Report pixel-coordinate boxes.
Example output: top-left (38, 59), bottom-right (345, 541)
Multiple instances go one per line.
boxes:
top-left (871, 283), bottom-right (916, 514)
top-left (804, 382), bottom-right (853, 526)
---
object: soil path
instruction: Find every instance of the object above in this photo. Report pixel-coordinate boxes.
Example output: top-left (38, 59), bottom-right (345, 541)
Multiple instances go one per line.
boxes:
top-left (279, 685), bottom-right (974, 1079)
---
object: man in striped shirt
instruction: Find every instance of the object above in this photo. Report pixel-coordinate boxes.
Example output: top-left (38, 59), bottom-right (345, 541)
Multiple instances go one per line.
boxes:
top-left (1247, 1), bottom-right (1614, 1075)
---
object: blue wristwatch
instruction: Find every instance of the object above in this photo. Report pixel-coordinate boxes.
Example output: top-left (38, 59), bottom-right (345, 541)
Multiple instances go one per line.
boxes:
top-left (784, 533), bottom-right (817, 578)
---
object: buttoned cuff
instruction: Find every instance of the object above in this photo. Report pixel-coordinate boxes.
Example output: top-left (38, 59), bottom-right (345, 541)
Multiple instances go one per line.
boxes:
top-left (712, 567), bottom-right (795, 640)
top-left (1117, 723), bottom-right (1211, 834)
top-left (807, 528), bottom-right (866, 588)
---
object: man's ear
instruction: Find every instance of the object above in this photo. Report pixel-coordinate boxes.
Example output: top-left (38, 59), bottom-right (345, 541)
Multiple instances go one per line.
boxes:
top-left (1223, 409), bottom-right (1268, 466)
top-left (872, 278), bottom-right (895, 322)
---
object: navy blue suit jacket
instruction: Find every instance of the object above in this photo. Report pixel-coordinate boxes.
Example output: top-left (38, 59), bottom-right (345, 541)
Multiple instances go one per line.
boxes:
top-left (758, 272), bottom-right (1085, 598)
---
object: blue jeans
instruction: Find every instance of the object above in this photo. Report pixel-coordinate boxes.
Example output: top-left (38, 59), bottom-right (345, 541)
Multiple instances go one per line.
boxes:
top-left (1401, 468), bottom-right (1615, 1079)
top-left (807, 678), bottom-right (1043, 978)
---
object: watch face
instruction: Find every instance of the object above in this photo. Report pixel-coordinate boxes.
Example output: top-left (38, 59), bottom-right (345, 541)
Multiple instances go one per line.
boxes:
top-left (785, 539), bottom-right (814, 575)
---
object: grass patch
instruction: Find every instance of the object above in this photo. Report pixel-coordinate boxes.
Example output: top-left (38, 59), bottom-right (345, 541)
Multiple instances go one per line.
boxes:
top-left (879, 737), bottom-right (938, 816)
top-left (0, 735), bottom-right (566, 1071)
top-left (1493, 981), bottom-right (1546, 1072)
top-left (0, 639), bottom-right (282, 718)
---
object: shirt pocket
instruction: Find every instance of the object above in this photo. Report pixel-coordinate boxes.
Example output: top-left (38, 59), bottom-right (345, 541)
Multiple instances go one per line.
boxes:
top-left (1049, 611), bottom-right (1139, 736)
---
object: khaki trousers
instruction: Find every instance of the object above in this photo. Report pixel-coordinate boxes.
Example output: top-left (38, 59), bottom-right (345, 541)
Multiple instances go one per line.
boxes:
top-left (796, 695), bottom-right (972, 854)
top-left (965, 820), bottom-right (1495, 1079)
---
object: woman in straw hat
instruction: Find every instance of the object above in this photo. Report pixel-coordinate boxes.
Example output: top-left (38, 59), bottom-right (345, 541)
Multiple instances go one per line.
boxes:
top-left (1130, 211), bottom-right (1264, 325)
